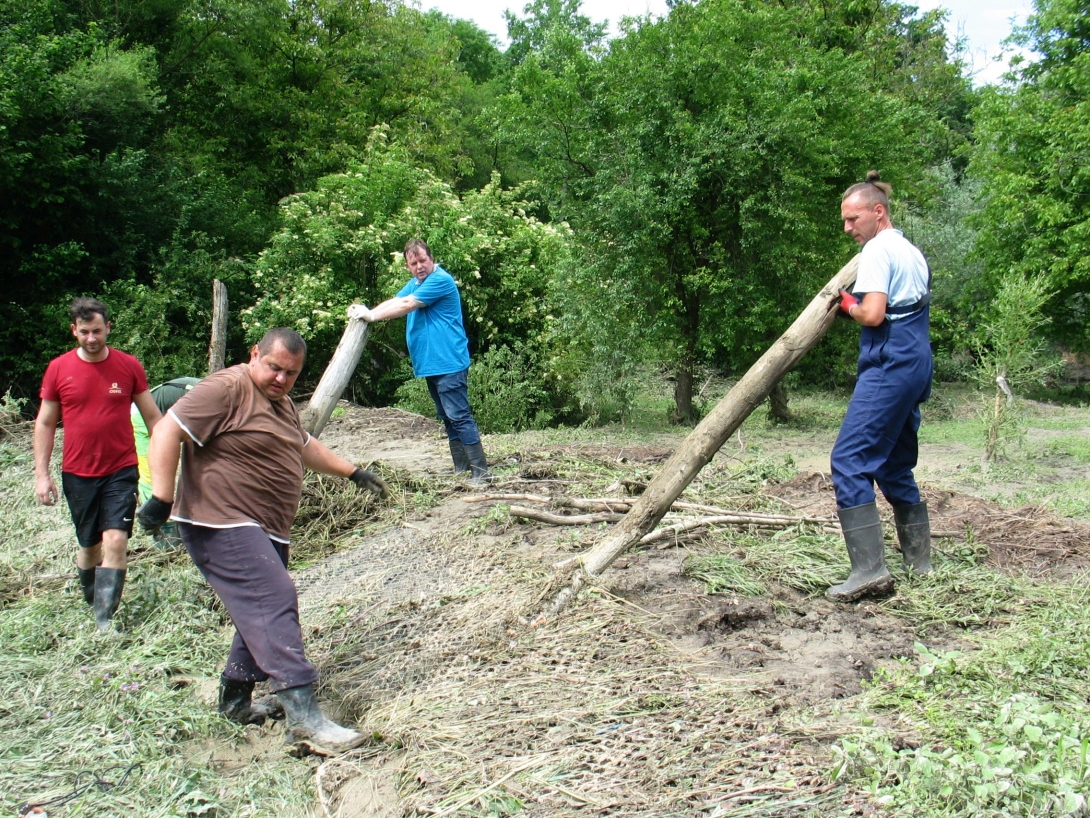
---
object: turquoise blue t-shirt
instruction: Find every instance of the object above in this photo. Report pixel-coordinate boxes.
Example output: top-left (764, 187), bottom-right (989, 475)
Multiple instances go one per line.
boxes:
top-left (396, 266), bottom-right (471, 377)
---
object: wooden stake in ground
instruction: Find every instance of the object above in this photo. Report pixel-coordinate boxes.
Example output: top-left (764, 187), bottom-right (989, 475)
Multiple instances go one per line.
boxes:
top-left (299, 318), bottom-right (370, 437)
top-left (548, 257), bottom-right (859, 613)
top-left (208, 279), bottom-right (229, 374)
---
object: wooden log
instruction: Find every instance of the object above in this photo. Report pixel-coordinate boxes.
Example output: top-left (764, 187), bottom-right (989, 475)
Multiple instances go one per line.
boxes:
top-left (549, 257), bottom-right (858, 610)
top-left (299, 318), bottom-right (370, 437)
top-left (208, 279), bottom-right (229, 374)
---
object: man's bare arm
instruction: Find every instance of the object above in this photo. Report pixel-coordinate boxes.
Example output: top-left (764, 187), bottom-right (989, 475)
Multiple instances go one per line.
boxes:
top-left (147, 413), bottom-right (186, 501)
top-left (33, 400), bottom-right (61, 505)
top-left (301, 436), bottom-right (357, 477)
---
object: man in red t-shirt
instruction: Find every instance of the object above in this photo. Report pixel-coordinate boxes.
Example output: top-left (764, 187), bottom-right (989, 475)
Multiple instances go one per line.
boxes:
top-left (34, 297), bottom-right (162, 631)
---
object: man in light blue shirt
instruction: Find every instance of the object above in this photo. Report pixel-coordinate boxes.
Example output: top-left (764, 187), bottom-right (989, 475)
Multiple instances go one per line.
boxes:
top-left (349, 239), bottom-right (489, 483)
top-left (828, 171), bottom-right (933, 602)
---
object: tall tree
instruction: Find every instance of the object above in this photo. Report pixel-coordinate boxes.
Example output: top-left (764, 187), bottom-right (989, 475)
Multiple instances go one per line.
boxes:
top-left (499, 0), bottom-right (942, 421)
top-left (970, 0), bottom-right (1090, 351)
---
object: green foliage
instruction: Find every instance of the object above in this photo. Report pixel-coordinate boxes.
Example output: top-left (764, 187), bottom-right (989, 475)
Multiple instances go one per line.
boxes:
top-left (104, 239), bottom-right (252, 382)
top-left (970, 0), bottom-right (1090, 353)
top-left (839, 642), bottom-right (1090, 816)
top-left (246, 130), bottom-right (573, 403)
top-left (498, 0), bottom-right (952, 421)
top-left (899, 163), bottom-right (987, 381)
top-left (971, 273), bottom-right (1062, 460)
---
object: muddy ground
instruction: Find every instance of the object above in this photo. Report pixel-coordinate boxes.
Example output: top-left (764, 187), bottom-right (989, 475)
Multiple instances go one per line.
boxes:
top-left (316, 403), bottom-right (1090, 720)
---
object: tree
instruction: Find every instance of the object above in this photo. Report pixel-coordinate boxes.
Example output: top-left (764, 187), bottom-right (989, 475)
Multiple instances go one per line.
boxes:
top-left (499, 0), bottom-right (940, 422)
top-left (0, 0), bottom-right (176, 395)
top-left (970, 0), bottom-right (1090, 352)
top-left (244, 129), bottom-right (573, 403)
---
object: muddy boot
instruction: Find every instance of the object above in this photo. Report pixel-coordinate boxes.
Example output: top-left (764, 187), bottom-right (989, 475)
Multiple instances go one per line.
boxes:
top-left (827, 502), bottom-right (894, 602)
top-left (277, 684), bottom-right (364, 753)
top-left (894, 501), bottom-right (932, 575)
top-left (78, 566), bottom-right (97, 605)
top-left (94, 568), bottom-right (126, 632)
top-left (219, 677), bottom-right (282, 725)
top-left (464, 441), bottom-right (492, 487)
top-left (448, 439), bottom-right (470, 474)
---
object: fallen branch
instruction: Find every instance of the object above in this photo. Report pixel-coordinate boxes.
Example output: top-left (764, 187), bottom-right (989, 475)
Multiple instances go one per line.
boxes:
top-left (509, 506), bottom-right (623, 526)
top-left (470, 493), bottom-right (835, 525)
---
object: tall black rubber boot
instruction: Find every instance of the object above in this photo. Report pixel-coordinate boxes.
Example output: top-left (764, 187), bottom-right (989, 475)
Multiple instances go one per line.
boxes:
top-left (219, 676), bottom-right (282, 725)
top-left (448, 439), bottom-right (470, 474)
top-left (464, 441), bottom-right (491, 487)
top-left (277, 683), bottom-right (364, 753)
top-left (94, 568), bottom-right (126, 632)
top-left (894, 501), bottom-right (932, 575)
top-left (827, 502), bottom-right (894, 602)
top-left (78, 566), bottom-right (97, 605)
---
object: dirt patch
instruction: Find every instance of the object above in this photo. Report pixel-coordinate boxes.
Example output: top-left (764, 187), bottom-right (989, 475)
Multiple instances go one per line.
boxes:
top-left (767, 472), bottom-right (1090, 576)
top-left (272, 402), bottom-right (1090, 813)
top-left (310, 405), bottom-right (1089, 718)
top-left (602, 548), bottom-right (931, 707)
top-left (318, 403), bottom-right (450, 475)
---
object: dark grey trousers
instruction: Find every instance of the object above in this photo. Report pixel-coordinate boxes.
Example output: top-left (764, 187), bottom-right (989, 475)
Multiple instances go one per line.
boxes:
top-left (179, 523), bottom-right (318, 691)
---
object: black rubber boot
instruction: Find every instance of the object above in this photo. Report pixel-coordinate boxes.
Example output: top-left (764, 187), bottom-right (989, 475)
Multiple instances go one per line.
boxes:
top-left (78, 566), bottom-right (97, 605)
top-left (827, 502), bottom-right (894, 602)
top-left (94, 568), bottom-right (126, 632)
top-left (448, 439), bottom-right (470, 474)
top-left (894, 501), bottom-right (932, 575)
top-left (277, 684), bottom-right (364, 752)
top-left (219, 677), bottom-right (282, 725)
top-left (464, 441), bottom-right (491, 487)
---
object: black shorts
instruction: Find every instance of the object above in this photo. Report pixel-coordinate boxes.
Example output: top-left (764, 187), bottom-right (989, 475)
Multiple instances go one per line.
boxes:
top-left (62, 465), bottom-right (139, 549)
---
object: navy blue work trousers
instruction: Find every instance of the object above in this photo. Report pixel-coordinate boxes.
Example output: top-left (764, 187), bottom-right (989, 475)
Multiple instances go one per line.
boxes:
top-left (831, 307), bottom-right (933, 510)
top-left (179, 523), bottom-right (318, 691)
top-left (426, 368), bottom-right (482, 446)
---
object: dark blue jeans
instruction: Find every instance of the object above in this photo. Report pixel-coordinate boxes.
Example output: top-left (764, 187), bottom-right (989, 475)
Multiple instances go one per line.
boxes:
top-left (831, 308), bottom-right (933, 510)
top-left (425, 368), bottom-right (481, 446)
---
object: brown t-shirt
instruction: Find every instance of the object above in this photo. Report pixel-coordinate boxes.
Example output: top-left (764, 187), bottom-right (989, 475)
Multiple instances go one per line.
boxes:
top-left (169, 364), bottom-right (310, 542)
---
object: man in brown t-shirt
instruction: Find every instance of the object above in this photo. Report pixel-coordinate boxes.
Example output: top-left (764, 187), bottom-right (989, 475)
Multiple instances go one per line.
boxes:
top-left (139, 328), bottom-right (388, 753)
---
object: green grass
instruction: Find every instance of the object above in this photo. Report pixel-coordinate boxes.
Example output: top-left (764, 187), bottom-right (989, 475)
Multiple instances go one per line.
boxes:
top-left (0, 430), bottom-right (360, 818)
top-left (7, 377), bottom-right (1090, 817)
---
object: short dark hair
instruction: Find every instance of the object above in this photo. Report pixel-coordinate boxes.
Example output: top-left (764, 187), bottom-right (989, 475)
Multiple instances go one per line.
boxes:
top-left (257, 328), bottom-right (307, 360)
top-left (70, 297), bottom-right (109, 325)
top-left (404, 238), bottom-right (432, 259)
top-left (842, 170), bottom-right (892, 209)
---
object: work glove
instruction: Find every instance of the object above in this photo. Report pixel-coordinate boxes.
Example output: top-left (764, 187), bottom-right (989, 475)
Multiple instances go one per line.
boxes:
top-left (350, 468), bottom-right (389, 499)
top-left (838, 289), bottom-right (860, 318)
top-left (137, 495), bottom-right (173, 533)
top-left (347, 303), bottom-right (374, 322)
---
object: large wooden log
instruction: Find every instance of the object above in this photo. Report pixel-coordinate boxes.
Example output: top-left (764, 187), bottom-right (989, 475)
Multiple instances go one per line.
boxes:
top-left (299, 319), bottom-right (370, 437)
top-left (569, 257), bottom-right (858, 587)
top-left (208, 279), bottom-right (229, 374)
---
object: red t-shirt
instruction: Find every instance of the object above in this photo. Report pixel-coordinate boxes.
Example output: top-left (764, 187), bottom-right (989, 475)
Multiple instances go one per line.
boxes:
top-left (40, 348), bottom-right (150, 477)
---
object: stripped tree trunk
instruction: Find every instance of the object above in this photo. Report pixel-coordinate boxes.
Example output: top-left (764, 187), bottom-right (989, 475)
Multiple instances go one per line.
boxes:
top-left (208, 279), bottom-right (229, 374)
top-left (299, 319), bottom-right (370, 437)
top-left (547, 257), bottom-right (859, 614)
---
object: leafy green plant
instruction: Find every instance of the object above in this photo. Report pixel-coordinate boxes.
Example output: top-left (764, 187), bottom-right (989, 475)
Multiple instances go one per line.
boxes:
top-left (971, 273), bottom-right (1062, 462)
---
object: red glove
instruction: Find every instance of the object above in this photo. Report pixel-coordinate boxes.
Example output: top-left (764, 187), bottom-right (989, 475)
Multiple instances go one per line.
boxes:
top-left (839, 289), bottom-right (859, 316)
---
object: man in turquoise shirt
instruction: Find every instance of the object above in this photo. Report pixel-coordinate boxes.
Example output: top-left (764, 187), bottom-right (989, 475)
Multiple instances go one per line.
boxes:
top-left (349, 238), bottom-right (489, 483)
